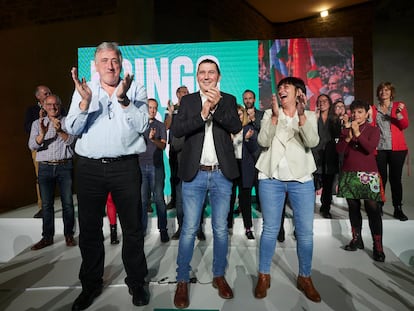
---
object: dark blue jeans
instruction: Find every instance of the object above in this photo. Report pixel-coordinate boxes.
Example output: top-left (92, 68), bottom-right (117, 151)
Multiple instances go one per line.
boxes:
top-left (38, 161), bottom-right (75, 239)
top-left (140, 164), bottom-right (167, 233)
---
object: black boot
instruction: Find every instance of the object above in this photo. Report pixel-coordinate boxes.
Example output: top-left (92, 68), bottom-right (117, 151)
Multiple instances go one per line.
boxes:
top-left (344, 227), bottom-right (364, 251)
top-left (393, 205), bottom-right (408, 221)
top-left (372, 234), bottom-right (385, 262)
top-left (277, 226), bottom-right (285, 242)
top-left (110, 224), bottom-right (120, 244)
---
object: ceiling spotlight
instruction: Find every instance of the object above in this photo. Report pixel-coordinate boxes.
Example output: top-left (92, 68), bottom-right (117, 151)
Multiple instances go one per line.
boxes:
top-left (320, 10), bottom-right (329, 18)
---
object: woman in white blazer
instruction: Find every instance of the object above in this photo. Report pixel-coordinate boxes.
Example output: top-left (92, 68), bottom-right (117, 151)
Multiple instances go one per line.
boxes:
top-left (254, 77), bottom-right (321, 303)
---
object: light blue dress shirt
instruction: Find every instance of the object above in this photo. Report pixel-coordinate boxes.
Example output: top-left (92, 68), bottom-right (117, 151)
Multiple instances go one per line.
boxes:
top-left (65, 79), bottom-right (149, 158)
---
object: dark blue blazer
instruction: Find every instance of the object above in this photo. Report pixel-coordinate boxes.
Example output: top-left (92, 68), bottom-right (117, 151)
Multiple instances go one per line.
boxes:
top-left (171, 91), bottom-right (242, 182)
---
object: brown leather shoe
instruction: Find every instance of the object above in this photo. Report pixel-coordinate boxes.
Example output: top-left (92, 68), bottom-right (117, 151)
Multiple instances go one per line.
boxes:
top-left (174, 281), bottom-right (189, 309)
top-left (254, 273), bottom-right (271, 298)
top-left (31, 238), bottom-right (53, 250)
top-left (297, 276), bottom-right (321, 302)
top-left (212, 276), bottom-right (233, 299)
top-left (65, 235), bottom-right (77, 247)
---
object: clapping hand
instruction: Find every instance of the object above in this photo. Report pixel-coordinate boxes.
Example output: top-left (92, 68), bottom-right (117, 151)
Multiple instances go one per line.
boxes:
top-left (296, 89), bottom-right (306, 116)
top-left (149, 127), bottom-right (156, 140)
top-left (245, 128), bottom-right (254, 140)
top-left (50, 117), bottom-right (62, 133)
top-left (396, 103), bottom-right (405, 113)
top-left (39, 117), bottom-right (49, 135)
top-left (71, 67), bottom-right (92, 104)
top-left (116, 72), bottom-right (134, 100)
top-left (271, 93), bottom-right (279, 125)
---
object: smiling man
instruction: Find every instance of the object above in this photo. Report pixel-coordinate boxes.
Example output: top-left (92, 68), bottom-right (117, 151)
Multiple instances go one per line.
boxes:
top-left (28, 94), bottom-right (76, 251)
top-left (171, 59), bottom-right (242, 309)
top-left (65, 42), bottom-right (150, 310)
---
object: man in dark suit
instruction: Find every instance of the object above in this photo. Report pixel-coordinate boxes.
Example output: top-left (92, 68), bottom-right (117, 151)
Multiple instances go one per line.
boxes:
top-left (172, 59), bottom-right (242, 309)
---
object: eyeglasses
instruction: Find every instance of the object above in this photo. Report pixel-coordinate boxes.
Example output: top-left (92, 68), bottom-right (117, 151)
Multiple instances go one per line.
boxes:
top-left (108, 101), bottom-right (114, 119)
top-left (335, 105), bottom-right (345, 110)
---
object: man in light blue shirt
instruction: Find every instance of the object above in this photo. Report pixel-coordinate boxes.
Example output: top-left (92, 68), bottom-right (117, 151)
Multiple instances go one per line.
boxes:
top-left (65, 42), bottom-right (150, 310)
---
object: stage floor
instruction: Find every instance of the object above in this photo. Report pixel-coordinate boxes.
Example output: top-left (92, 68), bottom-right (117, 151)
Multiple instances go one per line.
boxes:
top-left (0, 198), bottom-right (413, 311)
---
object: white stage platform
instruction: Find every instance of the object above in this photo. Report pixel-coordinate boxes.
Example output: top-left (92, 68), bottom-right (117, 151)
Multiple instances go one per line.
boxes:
top-left (0, 214), bottom-right (414, 311)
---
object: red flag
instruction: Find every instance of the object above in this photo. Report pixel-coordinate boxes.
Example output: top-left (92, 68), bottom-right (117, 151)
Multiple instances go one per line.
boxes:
top-left (287, 38), bottom-right (322, 111)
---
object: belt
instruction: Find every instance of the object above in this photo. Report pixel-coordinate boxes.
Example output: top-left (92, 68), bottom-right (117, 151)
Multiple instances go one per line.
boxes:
top-left (41, 159), bottom-right (71, 165)
top-left (78, 154), bottom-right (138, 164)
top-left (199, 164), bottom-right (220, 171)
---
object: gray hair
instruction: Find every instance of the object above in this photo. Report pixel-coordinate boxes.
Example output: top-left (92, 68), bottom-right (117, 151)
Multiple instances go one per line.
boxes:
top-left (94, 42), bottom-right (123, 63)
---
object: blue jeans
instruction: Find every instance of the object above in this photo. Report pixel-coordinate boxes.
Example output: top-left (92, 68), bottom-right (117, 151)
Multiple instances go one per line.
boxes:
top-left (176, 169), bottom-right (232, 282)
top-left (38, 161), bottom-right (75, 238)
top-left (259, 178), bottom-right (315, 277)
top-left (176, 180), bottom-right (205, 230)
top-left (140, 164), bottom-right (167, 233)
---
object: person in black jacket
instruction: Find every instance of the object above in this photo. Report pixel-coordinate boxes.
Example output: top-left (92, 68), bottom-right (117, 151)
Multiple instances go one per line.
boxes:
top-left (172, 59), bottom-right (241, 309)
top-left (312, 94), bottom-right (341, 218)
top-left (24, 85), bottom-right (51, 218)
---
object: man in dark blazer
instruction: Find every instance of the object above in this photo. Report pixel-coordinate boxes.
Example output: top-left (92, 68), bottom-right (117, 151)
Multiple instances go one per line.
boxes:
top-left (172, 59), bottom-right (242, 309)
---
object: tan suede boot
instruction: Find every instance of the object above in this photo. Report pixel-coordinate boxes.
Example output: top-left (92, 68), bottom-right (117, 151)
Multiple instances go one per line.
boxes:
top-left (254, 273), bottom-right (271, 299)
top-left (297, 276), bottom-right (321, 302)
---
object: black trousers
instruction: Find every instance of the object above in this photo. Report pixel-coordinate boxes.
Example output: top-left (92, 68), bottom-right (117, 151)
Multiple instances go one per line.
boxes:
top-left (169, 146), bottom-right (179, 206)
top-left (376, 150), bottom-right (407, 207)
top-left (228, 160), bottom-right (253, 229)
top-left (75, 155), bottom-right (147, 290)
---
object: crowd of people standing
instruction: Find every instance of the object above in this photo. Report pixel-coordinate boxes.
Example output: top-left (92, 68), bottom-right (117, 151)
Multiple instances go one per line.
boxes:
top-left (24, 41), bottom-right (409, 309)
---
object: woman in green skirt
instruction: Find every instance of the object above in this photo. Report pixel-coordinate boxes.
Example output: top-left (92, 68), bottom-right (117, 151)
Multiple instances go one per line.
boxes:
top-left (336, 100), bottom-right (385, 262)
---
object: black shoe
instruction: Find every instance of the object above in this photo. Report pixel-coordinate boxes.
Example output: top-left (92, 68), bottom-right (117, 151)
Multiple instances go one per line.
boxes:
top-left (110, 224), bottom-right (120, 245)
top-left (65, 235), bottom-right (77, 247)
top-left (344, 237), bottom-right (364, 251)
top-left (322, 211), bottom-right (332, 219)
top-left (373, 249), bottom-right (385, 262)
top-left (166, 202), bottom-right (175, 210)
top-left (160, 230), bottom-right (170, 243)
top-left (129, 286), bottom-right (149, 306)
top-left (31, 237), bottom-right (53, 250)
top-left (393, 206), bottom-right (408, 221)
top-left (277, 227), bottom-right (285, 243)
top-left (233, 208), bottom-right (240, 215)
top-left (197, 230), bottom-right (206, 241)
top-left (72, 287), bottom-right (102, 311)
top-left (171, 228), bottom-right (181, 240)
top-left (33, 210), bottom-right (43, 218)
top-left (245, 230), bottom-right (255, 240)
